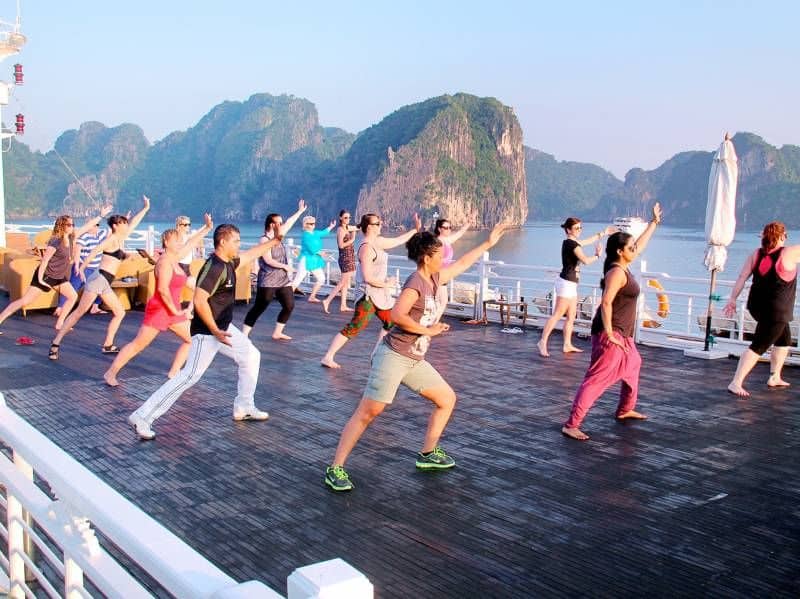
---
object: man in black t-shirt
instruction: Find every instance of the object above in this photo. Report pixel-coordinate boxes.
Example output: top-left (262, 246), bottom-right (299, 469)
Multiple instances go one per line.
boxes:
top-left (128, 224), bottom-right (281, 440)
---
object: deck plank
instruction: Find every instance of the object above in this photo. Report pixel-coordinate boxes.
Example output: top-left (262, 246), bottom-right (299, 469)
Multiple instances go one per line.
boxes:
top-left (0, 296), bottom-right (798, 597)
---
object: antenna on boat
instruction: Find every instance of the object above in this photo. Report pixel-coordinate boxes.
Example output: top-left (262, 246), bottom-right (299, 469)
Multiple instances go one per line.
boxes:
top-left (53, 147), bottom-right (100, 209)
top-left (0, 0), bottom-right (25, 247)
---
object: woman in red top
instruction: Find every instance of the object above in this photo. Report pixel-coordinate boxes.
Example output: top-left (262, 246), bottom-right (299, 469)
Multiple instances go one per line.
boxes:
top-left (724, 221), bottom-right (800, 397)
top-left (103, 214), bottom-right (212, 387)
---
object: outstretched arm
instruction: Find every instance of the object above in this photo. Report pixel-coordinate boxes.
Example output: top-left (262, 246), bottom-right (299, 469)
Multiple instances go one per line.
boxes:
top-left (239, 236), bottom-right (282, 265)
top-left (125, 195), bottom-right (151, 235)
top-left (578, 225), bottom-right (616, 247)
top-left (631, 203), bottom-right (662, 259)
top-left (440, 222), bottom-right (512, 285)
top-left (178, 213), bottom-right (213, 259)
top-left (375, 213), bottom-right (422, 250)
top-left (279, 198), bottom-right (307, 237)
top-left (74, 204), bottom-right (112, 238)
top-left (574, 243), bottom-right (601, 266)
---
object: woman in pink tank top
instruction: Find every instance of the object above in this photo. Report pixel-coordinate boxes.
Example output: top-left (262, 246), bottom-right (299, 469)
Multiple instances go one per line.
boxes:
top-left (103, 214), bottom-right (212, 387)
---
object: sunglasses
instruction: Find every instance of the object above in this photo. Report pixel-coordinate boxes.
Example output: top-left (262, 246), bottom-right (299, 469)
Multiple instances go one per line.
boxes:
top-left (440, 225), bottom-right (452, 230)
top-left (179, 222), bottom-right (191, 227)
top-left (369, 221), bottom-right (381, 226)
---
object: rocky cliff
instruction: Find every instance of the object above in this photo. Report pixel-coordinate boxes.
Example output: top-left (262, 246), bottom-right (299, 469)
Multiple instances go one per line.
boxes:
top-left (352, 94), bottom-right (527, 228)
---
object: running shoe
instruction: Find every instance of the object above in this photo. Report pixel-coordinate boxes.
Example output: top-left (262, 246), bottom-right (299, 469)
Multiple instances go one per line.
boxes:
top-left (325, 465), bottom-right (354, 491)
top-left (415, 446), bottom-right (456, 469)
top-left (128, 414), bottom-right (155, 441)
top-left (232, 407), bottom-right (270, 421)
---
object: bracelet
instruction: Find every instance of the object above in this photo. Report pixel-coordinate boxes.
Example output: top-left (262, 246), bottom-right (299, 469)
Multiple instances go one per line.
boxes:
top-left (651, 218), bottom-right (661, 225)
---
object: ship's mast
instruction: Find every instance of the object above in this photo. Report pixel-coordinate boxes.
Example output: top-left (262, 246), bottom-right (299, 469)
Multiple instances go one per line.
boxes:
top-left (0, 0), bottom-right (25, 247)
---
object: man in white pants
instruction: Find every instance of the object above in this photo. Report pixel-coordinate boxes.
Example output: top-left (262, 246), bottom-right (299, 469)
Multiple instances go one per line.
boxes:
top-left (128, 224), bottom-right (281, 440)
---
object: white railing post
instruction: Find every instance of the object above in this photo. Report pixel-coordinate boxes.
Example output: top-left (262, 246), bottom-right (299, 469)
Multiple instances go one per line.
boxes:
top-left (515, 280), bottom-right (521, 303)
top-left (146, 225), bottom-right (155, 255)
top-left (288, 558), bottom-right (372, 599)
top-left (64, 556), bottom-right (85, 599)
top-left (476, 251), bottom-right (489, 321)
top-left (634, 259), bottom-right (646, 343)
top-left (686, 296), bottom-right (693, 335)
top-left (12, 451), bottom-right (35, 583)
top-left (7, 490), bottom-right (25, 598)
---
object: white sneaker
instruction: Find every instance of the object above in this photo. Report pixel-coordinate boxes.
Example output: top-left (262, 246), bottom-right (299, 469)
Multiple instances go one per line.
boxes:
top-left (128, 414), bottom-right (155, 440)
top-left (232, 407), bottom-right (270, 422)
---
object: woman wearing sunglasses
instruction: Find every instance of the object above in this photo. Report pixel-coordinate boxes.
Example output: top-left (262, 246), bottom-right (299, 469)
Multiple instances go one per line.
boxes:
top-left (538, 218), bottom-right (615, 357)
top-left (322, 210), bottom-right (359, 313)
top-left (562, 203), bottom-right (661, 441)
top-left (433, 218), bottom-right (469, 266)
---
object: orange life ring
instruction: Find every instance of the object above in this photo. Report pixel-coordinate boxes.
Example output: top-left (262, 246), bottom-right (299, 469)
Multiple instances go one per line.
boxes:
top-left (646, 278), bottom-right (670, 318)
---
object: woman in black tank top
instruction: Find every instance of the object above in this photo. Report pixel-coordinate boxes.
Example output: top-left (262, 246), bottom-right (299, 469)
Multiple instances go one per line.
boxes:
top-left (723, 221), bottom-right (800, 397)
top-left (537, 217), bottom-right (614, 357)
top-left (562, 203), bottom-right (662, 441)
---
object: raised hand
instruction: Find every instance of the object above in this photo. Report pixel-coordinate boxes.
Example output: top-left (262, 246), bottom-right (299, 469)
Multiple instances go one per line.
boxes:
top-left (652, 202), bottom-right (662, 223)
top-left (142, 195), bottom-right (150, 210)
top-left (100, 204), bottom-right (113, 218)
top-left (203, 213), bottom-right (213, 229)
top-left (594, 242), bottom-right (603, 257)
top-left (488, 222), bottom-right (513, 247)
top-left (298, 198), bottom-right (306, 211)
top-left (604, 225), bottom-right (618, 236)
top-left (412, 213), bottom-right (422, 231)
top-left (329, 220), bottom-right (336, 229)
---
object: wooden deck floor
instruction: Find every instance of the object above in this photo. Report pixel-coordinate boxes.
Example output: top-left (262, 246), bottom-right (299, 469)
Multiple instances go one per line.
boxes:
top-left (0, 295), bottom-right (798, 598)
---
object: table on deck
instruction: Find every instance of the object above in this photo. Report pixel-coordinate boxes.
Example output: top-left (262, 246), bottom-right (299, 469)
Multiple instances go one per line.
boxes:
top-left (482, 299), bottom-right (528, 327)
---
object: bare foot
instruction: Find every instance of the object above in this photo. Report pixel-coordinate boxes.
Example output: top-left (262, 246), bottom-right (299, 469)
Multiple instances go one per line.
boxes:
top-left (103, 371), bottom-right (119, 387)
top-left (563, 346), bottom-right (584, 354)
top-left (272, 333), bottom-right (292, 341)
top-left (321, 300), bottom-right (331, 314)
top-left (321, 357), bottom-right (341, 369)
top-left (340, 307), bottom-right (353, 312)
top-left (727, 383), bottom-right (750, 397)
top-left (616, 410), bottom-right (647, 420)
top-left (767, 376), bottom-right (790, 388)
top-left (308, 297), bottom-right (321, 303)
top-left (537, 339), bottom-right (550, 358)
top-left (561, 426), bottom-right (589, 441)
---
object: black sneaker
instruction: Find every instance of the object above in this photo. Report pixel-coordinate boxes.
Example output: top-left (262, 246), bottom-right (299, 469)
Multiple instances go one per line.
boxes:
top-left (325, 465), bottom-right (354, 491)
top-left (416, 446), bottom-right (456, 469)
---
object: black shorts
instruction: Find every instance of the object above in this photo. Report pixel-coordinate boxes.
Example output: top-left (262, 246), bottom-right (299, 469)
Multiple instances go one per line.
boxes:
top-left (29, 268), bottom-right (67, 292)
top-left (749, 320), bottom-right (793, 355)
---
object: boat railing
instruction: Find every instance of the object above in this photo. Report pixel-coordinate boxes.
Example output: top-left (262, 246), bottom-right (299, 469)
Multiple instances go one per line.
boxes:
top-left (0, 393), bottom-right (369, 598)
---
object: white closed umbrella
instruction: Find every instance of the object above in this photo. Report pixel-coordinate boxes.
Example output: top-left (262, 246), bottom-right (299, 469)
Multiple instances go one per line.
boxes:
top-left (702, 133), bottom-right (738, 351)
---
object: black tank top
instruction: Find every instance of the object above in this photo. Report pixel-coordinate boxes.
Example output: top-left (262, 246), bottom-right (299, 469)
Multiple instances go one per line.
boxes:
top-left (591, 266), bottom-right (640, 338)
top-left (559, 239), bottom-right (581, 283)
top-left (103, 247), bottom-right (126, 260)
top-left (746, 247), bottom-right (797, 323)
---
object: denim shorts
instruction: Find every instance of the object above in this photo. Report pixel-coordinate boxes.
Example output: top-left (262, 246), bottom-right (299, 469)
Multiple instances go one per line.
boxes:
top-left (363, 343), bottom-right (447, 404)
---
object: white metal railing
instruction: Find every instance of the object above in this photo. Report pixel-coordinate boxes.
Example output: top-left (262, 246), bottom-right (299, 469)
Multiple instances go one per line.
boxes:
top-left (0, 393), bottom-right (285, 598)
top-left (294, 249), bottom-right (800, 359)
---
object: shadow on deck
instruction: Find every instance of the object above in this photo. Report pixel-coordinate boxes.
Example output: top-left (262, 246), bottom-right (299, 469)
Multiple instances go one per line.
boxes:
top-left (0, 296), bottom-right (798, 598)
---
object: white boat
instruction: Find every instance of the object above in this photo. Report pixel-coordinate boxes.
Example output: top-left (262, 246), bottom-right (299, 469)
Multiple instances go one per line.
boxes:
top-left (613, 216), bottom-right (648, 238)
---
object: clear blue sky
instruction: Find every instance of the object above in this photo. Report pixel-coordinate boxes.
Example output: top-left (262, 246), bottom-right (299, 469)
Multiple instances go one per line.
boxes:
top-left (8, 0), bottom-right (799, 178)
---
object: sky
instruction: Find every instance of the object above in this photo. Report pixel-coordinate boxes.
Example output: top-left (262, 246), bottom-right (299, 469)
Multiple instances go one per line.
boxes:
top-left (5, 0), bottom-right (799, 178)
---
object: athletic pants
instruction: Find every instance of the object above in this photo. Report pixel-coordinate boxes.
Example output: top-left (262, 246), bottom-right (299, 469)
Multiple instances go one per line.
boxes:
top-left (564, 333), bottom-right (641, 429)
top-left (132, 324), bottom-right (260, 425)
top-left (244, 285), bottom-right (294, 327)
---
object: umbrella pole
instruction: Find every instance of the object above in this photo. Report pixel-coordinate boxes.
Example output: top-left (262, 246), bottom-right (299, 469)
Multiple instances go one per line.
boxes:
top-left (703, 268), bottom-right (718, 351)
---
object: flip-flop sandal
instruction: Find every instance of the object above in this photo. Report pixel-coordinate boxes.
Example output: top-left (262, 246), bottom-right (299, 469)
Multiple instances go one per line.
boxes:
top-left (48, 343), bottom-right (60, 360)
top-left (101, 345), bottom-right (121, 354)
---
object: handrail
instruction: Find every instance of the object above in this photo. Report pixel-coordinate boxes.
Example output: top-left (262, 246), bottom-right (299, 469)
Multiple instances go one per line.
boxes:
top-left (0, 394), bottom-right (282, 598)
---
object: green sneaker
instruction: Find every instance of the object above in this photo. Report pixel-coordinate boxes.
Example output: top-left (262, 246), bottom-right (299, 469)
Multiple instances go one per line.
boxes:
top-left (325, 465), bottom-right (354, 491)
top-left (415, 446), bottom-right (456, 469)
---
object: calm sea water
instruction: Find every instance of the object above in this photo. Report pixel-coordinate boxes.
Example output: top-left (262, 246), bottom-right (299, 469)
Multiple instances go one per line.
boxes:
top-left (9, 217), bottom-right (796, 285)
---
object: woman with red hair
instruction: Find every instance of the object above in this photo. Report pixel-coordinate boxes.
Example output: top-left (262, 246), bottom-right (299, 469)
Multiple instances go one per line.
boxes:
top-left (724, 221), bottom-right (800, 396)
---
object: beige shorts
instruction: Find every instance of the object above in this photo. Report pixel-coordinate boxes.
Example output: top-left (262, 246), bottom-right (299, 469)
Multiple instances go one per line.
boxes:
top-left (363, 343), bottom-right (447, 404)
top-left (85, 271), bottom-right (113, 295)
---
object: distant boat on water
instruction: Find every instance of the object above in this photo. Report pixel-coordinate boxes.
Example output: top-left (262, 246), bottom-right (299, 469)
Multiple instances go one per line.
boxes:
top-left (614, 216), bottom-right (648, 238)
